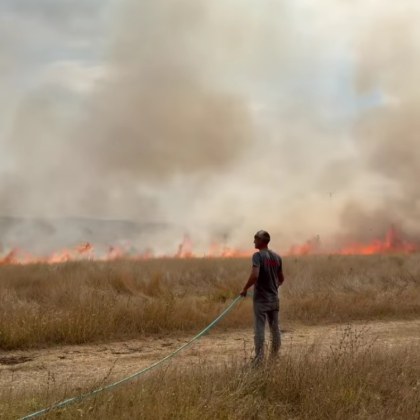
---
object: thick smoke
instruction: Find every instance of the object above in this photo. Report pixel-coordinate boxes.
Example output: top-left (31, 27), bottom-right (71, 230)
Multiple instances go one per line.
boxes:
top-left (0, 0), bottom-right (264, 252)
top-left (79, 1), bottom-right (253, 181)
top-left (336, 7), bottom-right (420, 245)
top-left (1, 0), bottom-right (420, 254)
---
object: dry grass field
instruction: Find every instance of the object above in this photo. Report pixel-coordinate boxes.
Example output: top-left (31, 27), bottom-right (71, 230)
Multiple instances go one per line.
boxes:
top-left (2, 323), bottom-right (419, 419)
top-left (1, 255), bottom-right (419, 350)
top-left (1, 254), bottom-right (420, 419)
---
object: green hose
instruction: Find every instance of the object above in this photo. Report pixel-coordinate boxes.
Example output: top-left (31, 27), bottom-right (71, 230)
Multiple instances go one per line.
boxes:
top-left (20, 295), bottom-right (244, 419)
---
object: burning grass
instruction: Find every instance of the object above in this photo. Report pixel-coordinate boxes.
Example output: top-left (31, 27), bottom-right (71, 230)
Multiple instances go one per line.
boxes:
top-left (0, 254), bottom-right (419, 350)
top-left (2, 226), bottom-right (420, 264)
top-left (3, 326), bottom-right (419, 419)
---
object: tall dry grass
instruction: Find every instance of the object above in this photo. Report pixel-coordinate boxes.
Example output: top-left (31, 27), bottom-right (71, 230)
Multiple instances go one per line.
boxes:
top-left (0, 254), bottom-right (419, 350)
top-left (3, 326), bottom-right (419, 419)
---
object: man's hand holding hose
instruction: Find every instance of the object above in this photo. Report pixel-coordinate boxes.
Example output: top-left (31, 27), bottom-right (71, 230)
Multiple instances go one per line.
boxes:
top-left (240, 266), bottom-right (259, 297)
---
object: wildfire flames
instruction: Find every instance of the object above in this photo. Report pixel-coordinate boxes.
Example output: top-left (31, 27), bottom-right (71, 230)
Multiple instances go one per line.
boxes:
top-left (0, 227), bottom-right (419, 266)
top-left (286, 227), bottom-right (420, 256)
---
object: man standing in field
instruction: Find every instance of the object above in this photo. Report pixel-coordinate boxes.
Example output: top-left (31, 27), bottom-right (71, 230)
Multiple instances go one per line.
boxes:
top-left (240, 230), bottom-right (284, 364)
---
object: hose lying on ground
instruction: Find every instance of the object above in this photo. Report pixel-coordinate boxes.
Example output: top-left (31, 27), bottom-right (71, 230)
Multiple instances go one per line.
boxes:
top-left (20, 295), bottom-right (244, 420)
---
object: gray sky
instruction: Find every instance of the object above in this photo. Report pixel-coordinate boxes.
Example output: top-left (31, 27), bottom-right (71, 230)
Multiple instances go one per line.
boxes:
top-left (1, 0), bottom-right (419, 253)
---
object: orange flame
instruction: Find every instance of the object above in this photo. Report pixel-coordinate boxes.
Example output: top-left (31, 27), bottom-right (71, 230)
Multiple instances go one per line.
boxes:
top-left (1, 226), bottom-right (418, 266)
top-left (175, 234), bottom-right (194, 258)
top-left (0, 237), bottom-right (252, 266)
top-left (337, 226), bottom-right (419, 255)
top-left (286, 235), bottom-right (321, 256)
top-left (286, 227), bottom-right (420, 257)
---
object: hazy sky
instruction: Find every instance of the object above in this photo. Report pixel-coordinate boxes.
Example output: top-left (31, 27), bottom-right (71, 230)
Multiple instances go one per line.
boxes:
top-left (1, 0), bottom-right (419, 252)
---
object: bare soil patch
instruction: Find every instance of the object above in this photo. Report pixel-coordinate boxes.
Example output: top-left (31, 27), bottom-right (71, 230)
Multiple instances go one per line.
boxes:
top-left (2, 319), bottom-right (419, 397)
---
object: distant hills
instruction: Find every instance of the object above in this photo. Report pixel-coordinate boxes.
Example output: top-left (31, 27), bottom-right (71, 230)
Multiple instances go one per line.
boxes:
top-left (0, 217), bottom-right (167, 253)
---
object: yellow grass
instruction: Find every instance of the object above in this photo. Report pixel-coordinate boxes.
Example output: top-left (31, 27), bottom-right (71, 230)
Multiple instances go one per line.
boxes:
top-left (0, 254), bottom-right (419, 350)
top-left (3, 326), bottom-right (419, 419)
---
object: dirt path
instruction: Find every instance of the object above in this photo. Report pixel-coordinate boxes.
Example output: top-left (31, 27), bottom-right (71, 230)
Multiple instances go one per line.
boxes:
top-left (1, 319), bottom-right (420, 398)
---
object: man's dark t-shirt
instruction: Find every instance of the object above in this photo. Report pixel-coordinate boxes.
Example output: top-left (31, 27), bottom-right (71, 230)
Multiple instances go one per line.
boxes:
top-left (252, 249), bottom-right (282, 303)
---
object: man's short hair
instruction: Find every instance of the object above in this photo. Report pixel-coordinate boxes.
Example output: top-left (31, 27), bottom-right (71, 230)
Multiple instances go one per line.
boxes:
top-left (254, 230), bottom-right (270, 243)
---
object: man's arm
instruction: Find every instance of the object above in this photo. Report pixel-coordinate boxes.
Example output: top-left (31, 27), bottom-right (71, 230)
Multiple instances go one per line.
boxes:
top-left (240, 266), bottom-right (259, 297)
top-left (278, 268), bottom-right (284, 286)
top-left (278, 258), bottom-right (284, 286)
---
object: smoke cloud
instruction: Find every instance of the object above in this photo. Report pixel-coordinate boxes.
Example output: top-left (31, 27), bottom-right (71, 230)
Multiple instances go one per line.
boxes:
top-left (79, 1), bottom-right (254, 181)
top-left (336, 5), bottom-right (420, 245)
top-left (1, 0), bottom-right (420, 254)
